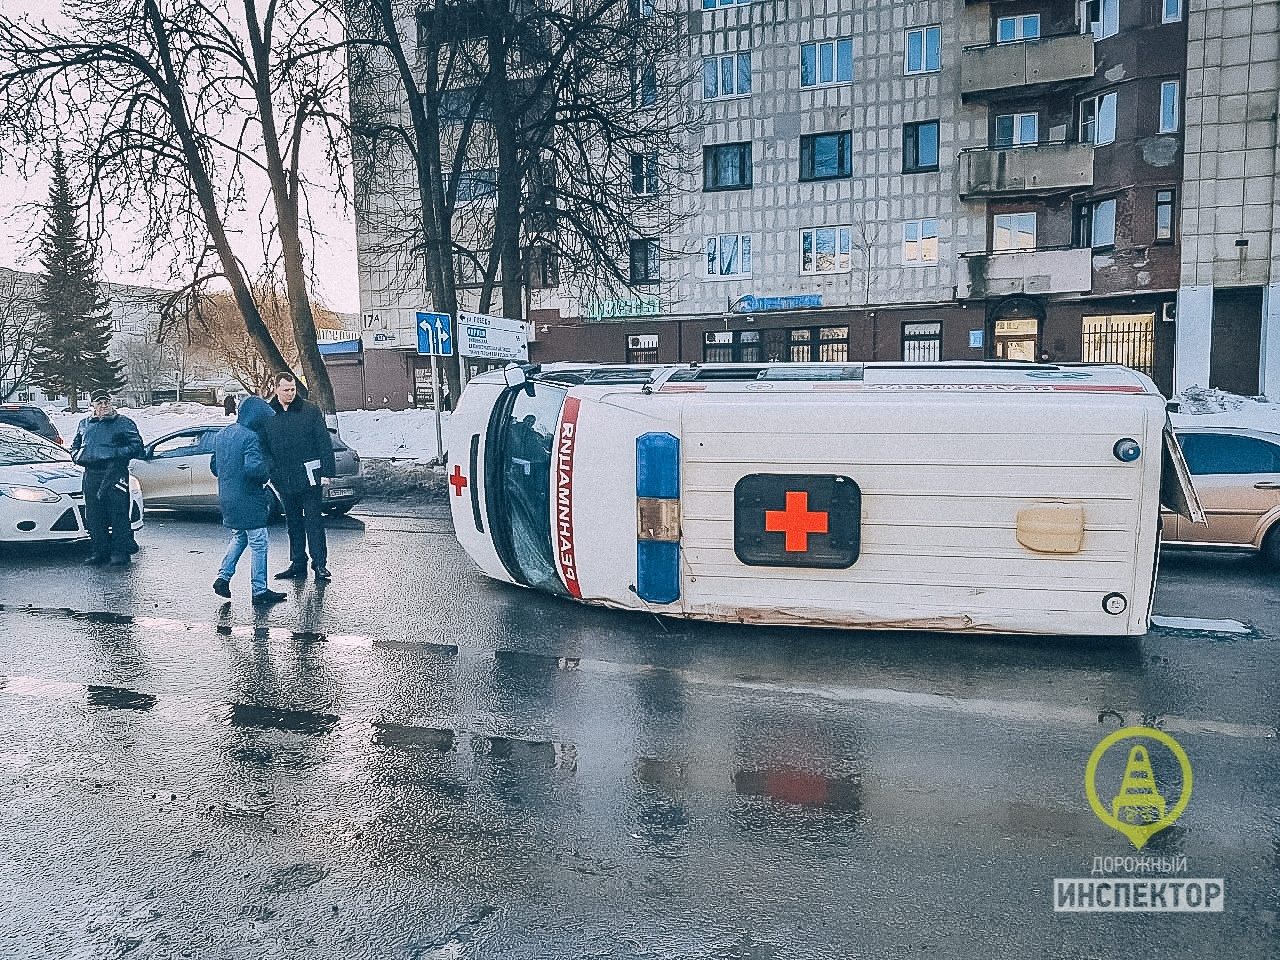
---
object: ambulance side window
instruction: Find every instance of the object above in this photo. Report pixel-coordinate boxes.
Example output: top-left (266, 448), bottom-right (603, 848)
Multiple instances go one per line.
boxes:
top-left (485, 382), bottom-right (568, 594)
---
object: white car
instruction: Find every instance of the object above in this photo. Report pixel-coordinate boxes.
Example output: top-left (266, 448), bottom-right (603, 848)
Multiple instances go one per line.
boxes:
top-left (0, 423), bottom-right (144, 543)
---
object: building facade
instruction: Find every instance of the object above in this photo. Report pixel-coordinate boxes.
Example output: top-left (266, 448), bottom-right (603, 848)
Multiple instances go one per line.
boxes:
top-left (352, 0), bottom-right (1280, 400)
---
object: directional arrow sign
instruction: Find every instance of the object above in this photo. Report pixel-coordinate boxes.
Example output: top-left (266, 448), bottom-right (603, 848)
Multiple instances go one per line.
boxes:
top-left (416, 311), bottom-right (452, 356)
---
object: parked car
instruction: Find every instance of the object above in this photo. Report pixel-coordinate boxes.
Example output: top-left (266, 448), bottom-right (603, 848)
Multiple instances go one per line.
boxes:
top-left (0, 404), bottom-right (62, 445)
top-left (0, 423), bottom-right (144, 543)
top-left (130, 423), bottom-right (363, 517)
top-left (1160, 426), bottom-right (1280, 566)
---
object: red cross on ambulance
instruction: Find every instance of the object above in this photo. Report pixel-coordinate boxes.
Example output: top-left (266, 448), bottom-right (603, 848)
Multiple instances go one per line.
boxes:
top-left (733, 473), bottom-right (861, 569)
top-left (449, 464), bottom-right (468, 496)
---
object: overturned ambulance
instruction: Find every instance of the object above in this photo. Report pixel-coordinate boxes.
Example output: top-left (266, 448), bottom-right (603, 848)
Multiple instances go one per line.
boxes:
top-left (446, 362), bottom-right (1203, 636)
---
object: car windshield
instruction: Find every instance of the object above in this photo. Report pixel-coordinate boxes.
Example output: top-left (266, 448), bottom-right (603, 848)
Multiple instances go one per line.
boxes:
top-left (485, 382), bottom-right (568, 594)
top-left (0, 430), bottom-right (73, 466)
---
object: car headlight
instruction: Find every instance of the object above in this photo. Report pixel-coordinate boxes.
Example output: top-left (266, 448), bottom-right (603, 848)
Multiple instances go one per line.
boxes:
top-left (0, 484), bottom-right (62, 503)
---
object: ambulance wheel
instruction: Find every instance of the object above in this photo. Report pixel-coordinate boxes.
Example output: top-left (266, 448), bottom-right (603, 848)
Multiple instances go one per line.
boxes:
top-left (1262, 525), bottom-right (1280, 569)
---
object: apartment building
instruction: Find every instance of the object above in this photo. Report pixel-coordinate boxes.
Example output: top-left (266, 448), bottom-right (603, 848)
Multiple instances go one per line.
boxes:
top-left (351, 0), bottom-right (1280, 399)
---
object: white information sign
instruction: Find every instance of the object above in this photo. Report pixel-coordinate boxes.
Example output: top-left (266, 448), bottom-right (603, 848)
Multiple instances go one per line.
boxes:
top-left (457, 311), bottom-right (530, 361)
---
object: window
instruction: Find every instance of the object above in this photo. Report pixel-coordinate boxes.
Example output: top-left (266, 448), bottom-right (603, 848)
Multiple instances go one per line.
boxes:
top-left (997, 15), bottom-right (1040, 42)
top-left (628, 0), bottom-right (653, 16)
top-left (631, 151), bottom-right (658, 195)
top-left (1159, 80), bottom-right (1180, 133)
top-left (627, 334), bottom-right (658, 364)
top-left (800, 226), bottom-right (853, 274)
top-left (704, 330), bottom-right (762, 363)
top-left (1080, 91), bottom-right (1117, 145)
top-left (1077, 198), bottom-right (1116, 248)
top-left (703, 0), bottom-right (751, 7)
top-left (902, 322), bottom-right (942, 362)
top-left (903, 219), bottom-right (939, 263)
top-left (704, 142), bottom-right (752, 190)
top-left (1177, 434), bottom-right (1280, 475)
top-left (439, 87), bottom-right (488, 123)
top-left (903, 120), bottom-right (939, 172)
top-left (993, 212), bottom-right (1036, 251)
top-left (444, 168), bottom-right (497, 203)
top-left (705, 234), bottom-right (752, 277)
top-left (525, 246), bottom-right (559, 289)
top-left (785, 326), bottom-right (849, 362)
top-left (632, 64), bottom-right (657, 107)
top-left (905, 26), bottom-right (941, 74)
top-left (995, 112), bottom-right (1038, 147)
top-left (800, 132), bottom-right (852, 181)
top-left (151, 431), bottom-right (205, 459)
top-left (1156, 189), bottom-right (1175, 241)
top-left (1081, 0), bottom-right (1119, 39)
top-left (1162, 0), bottom-right (1182, 23)
top-left (703, 52), bottom-right (752, 99)
top-left (629, 239), bottom-right (659, 284)
top-left (801, 39), bottom-right (854, 87)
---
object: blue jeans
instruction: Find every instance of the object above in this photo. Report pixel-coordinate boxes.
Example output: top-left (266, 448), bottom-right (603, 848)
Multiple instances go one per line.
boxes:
top-left (218, 527), bottom-right (269, 595)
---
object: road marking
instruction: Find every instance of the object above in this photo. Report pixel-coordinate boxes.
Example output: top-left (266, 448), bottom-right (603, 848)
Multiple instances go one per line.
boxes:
top-left (1150, 615), bottom-right (1252, 634)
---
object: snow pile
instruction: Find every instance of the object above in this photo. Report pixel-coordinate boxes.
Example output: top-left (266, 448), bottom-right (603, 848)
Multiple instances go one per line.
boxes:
top-left (45, 402), bottom-right (451, 461)
top-left (1168, 386), bottom-right (1280, 433)
top-left (337, 408), bottom-right (451, 461)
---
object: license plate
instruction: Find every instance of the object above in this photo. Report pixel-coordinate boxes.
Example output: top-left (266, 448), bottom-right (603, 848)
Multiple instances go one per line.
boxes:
top-left (328, 487), bottom-right (353, 498)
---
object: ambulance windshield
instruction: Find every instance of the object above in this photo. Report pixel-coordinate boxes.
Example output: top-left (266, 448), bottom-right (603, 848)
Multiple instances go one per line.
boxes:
top-left (485, 382), bottom-right (569, 594)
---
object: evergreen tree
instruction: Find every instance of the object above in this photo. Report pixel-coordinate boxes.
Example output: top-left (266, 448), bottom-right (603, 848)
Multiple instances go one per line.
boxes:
top-left (29, 145), bottom-right (122, 412)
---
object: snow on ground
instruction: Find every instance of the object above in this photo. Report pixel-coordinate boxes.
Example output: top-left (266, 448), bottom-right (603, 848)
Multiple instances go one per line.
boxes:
top-left (1168, 386), bottom-right (1280, 433)
top-left (45, 402), bottom-right (452, 462)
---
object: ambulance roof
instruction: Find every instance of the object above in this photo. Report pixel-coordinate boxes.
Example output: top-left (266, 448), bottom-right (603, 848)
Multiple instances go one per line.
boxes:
top-left (527, 361), bottom-right (1158, 396)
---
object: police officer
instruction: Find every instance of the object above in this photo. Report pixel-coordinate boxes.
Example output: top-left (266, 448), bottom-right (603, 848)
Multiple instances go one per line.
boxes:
top-left (70, 391), bottom-right (145, 566)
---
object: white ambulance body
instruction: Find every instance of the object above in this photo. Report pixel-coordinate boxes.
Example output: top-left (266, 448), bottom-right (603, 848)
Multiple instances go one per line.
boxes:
top-left (446, 362), bottom-right (1203, 636)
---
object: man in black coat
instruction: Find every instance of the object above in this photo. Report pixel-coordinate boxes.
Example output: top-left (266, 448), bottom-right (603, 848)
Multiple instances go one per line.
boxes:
top-left (70, 391), bottom-right (145, 566)
top-left (264, 372), bottom-right (336, 581)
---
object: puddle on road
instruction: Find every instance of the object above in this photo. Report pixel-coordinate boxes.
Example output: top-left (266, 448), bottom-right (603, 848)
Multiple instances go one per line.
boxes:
top-left (732, 767), bottom-right (862, 812)
top-left (86, 685), bottom-right (157, 711)
top-left (372, 722), bottom-right (456, 752)
top-left (226, 703), bottom-right (340, 735)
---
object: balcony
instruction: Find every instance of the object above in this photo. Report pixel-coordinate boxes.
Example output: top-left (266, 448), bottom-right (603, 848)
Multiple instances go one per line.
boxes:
top-left (959, 143), bottom-right (1094, 198)
top-left (957, 248), bottom-right (1093, 299)
top-left (961, 34), bottom-right (1095, 98)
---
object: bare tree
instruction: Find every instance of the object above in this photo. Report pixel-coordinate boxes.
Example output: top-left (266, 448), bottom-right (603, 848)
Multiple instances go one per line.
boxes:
top-left (344, 0), bottom-right (696, 403)
top-left (0, 0), bottom-right (348, 411)
top-left (184, 278), bottom-right (343, 396)
top-left (0, 267), bottom-right (38, 401)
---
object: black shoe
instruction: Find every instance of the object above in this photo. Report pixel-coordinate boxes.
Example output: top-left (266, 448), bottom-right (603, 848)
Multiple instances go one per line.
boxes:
top-left (107, 554), bottom-right (131, 566)
top-left (252, 589), bottom-right (287, 606)
top-left (127, 541), bottom-right (141, 555)
top-left (313, 565), bottom-right (332, 581)
top-left (274, 566), bottom-right (307, 580)
top-left (212, 578), bottom-right (231, 598)
top-left (84, 554), bottom-right (109, 566)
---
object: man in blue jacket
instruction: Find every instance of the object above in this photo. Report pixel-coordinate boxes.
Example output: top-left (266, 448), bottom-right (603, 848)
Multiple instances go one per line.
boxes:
top-left (210, 396), bottom-right (286, 606)
top-left (70, 391), bottom-right (145, 566)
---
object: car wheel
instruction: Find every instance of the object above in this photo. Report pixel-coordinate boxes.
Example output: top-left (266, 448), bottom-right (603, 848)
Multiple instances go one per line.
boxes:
top-left (1262, 525), bottom-right (1280, 568)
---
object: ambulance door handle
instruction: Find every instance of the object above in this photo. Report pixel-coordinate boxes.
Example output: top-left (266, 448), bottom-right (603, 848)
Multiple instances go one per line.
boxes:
top-left (177, 464), bottom-right (191, 470)
top-left (1254, 481), bottom-right (1280, 490)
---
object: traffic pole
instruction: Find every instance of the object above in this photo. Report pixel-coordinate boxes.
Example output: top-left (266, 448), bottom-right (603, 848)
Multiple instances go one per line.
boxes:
top-left (430, 350), bottom-right (444, 463)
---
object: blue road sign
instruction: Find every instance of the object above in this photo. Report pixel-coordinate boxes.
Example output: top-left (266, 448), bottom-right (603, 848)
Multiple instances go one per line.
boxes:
top-left (416, 312), bottom-right (453, 356)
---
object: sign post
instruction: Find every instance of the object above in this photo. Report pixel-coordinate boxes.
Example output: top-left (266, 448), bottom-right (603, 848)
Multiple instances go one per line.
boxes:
top-left (416, 311), bottom-right (453, 463)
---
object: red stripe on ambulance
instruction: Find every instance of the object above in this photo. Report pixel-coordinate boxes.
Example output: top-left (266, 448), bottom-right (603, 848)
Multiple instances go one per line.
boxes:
top-left (555, 395), bottom-right (583, 598)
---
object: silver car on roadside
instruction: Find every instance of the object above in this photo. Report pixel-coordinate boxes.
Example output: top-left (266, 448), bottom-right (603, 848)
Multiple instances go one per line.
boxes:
top-left (130, 423), bottom-right (363, 517)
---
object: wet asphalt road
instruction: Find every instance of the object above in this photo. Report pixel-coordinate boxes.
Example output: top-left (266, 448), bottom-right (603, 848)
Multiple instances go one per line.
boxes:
top-left (0, 506), bottom-right (1277, 959)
